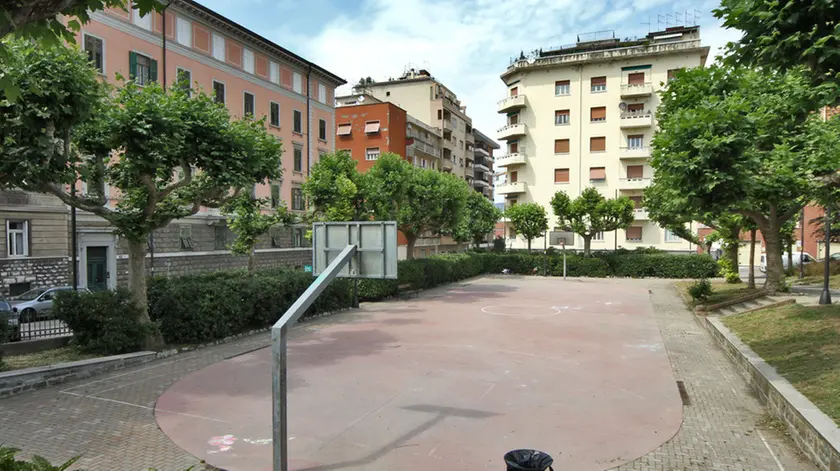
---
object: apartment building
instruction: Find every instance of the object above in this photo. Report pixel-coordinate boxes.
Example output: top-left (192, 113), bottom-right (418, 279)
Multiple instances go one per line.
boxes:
top-left (471, 129), bottom-right (499, 201)
top-left (0, 0), bottom-right (344, 294)
top-left (357, 69), bottom-right (476, 182)
top-left (496, 27), bottom-right (709, 252)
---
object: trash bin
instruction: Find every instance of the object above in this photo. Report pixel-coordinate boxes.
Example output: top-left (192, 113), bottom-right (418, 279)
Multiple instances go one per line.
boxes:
top-left (504, 449), bottom-right (554, 471)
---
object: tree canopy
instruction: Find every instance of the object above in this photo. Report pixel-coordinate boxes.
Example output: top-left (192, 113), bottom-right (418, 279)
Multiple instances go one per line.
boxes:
top-left (550, 187), bottom-right (634, 256)
top-left (504, 203), bottom-right (548, 251)
top-left (302, 150), bottom-right (368, 222)
top-left (453, 190), bottom-right (501, 246)
top-left (223, 193), bottom-right (295, 272)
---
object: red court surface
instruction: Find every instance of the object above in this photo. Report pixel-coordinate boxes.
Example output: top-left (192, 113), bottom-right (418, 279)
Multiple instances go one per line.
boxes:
top-left (155, 276), bottom-right (683, 471)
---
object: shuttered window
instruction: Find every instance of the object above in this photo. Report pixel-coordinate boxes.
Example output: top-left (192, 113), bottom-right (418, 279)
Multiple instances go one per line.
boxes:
top-left (554, 139), bottom-right (569, 154)
top-left (589, 167), bottom-right (606, 181)
top-left (626, 165), bottom-right (644, 178)
top-left (590, 137), bottom-right (606, 152)
top-left (629, 196), bottom-right (643, 208)
top-left (626, 227), bottom-right (643, 241)
top-left (591, 76), bottom-right (606, 92)
top-left (628, 72), bottom-right (645, 85)
top-left (590, 106), bottom-right (606, 122)
top-left (555, 109), bottom-right (570, 125)
top-left (555, 80), bottom-right (570, 95)
top-left (628, 103), bottom-right (645, 112)
top-left (129, 51), bottom-right (157, 85)
top-left (554, 168), bottom-right (570, 183)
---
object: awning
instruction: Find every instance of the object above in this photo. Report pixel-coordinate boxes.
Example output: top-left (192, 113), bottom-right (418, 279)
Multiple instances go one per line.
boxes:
top-left (364, 121), bottom-right (380, 134)
top-left (337, 124), bottom-right (351, 136)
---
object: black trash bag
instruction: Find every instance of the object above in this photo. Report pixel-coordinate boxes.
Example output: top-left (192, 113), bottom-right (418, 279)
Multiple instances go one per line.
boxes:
top-left (504, 449), bottom-right (554, 471)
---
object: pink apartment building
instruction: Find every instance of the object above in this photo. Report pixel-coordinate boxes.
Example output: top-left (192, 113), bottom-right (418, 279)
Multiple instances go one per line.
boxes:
top-left (0, 0), bottom-right (345, 295)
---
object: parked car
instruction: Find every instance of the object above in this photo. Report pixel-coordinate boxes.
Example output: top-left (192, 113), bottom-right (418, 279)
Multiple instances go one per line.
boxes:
top-left (759, 252), bottom-right (816, 272)
top-left (0, 295), bottom-right (20, 342)
top-left (10, 287), bottom-right (88, 323)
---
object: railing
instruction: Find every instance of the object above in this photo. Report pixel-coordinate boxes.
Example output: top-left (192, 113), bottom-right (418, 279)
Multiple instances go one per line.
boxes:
top-left (620, 82), bottom-right (653, 95)
top-left (3, 314), bottom-right (71, 343)
top-left (410, 137), bottom-right (440, 158)
top-left (497, 94), bottom-right (527, 112)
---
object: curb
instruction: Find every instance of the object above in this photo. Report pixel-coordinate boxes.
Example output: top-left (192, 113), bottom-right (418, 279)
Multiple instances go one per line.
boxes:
top-left (704, 317), bottom-right (840, 470)
top-left (0, 351), bottom-right (157, 399)
top-left (695, 289), bottom-right (767, 314)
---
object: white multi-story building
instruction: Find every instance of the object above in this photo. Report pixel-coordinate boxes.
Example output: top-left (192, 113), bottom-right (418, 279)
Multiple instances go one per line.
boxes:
top-left (496, 26), bottom-right (709, 252)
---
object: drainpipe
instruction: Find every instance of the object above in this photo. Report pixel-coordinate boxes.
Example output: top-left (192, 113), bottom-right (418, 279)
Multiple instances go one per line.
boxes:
top-left (306, 63), bottom-right (313, 176)
top-left (151, 0), bottom-right (173, 277)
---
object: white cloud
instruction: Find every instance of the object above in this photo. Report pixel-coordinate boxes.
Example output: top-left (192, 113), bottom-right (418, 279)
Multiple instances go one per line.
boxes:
top-left (604, 8), bottom-right (634, 25)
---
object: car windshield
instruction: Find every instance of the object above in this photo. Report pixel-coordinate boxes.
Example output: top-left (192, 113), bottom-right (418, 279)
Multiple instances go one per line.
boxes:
top-left (0, 299), bottom-right (9, 311)
top-left (15, 288), bottom-right (47, 301)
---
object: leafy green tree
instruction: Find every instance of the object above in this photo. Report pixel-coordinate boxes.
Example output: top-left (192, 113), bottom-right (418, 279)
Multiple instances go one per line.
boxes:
top-left (223, 194), bottom-right (295, 272)
top-left (366, 153), bottom-right (469, 259)
top-left (550, 187), bottom-right (634, 256)
top-left (302, 150), bottom-right (367, 222)
top-left (453, 191), bottom-right (502, 246)
top-left (504, 203), bottom-right (548, 252)
top-left (650, 65), bottom-right (837, 292)
top-left (714, 0), bottom-right (840, 90)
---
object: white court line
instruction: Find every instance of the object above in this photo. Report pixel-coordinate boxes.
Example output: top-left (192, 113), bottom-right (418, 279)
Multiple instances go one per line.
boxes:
top-left (481, 305), bottom-right (564, 318)
top-left (756, 428), bottom-right (786, 471)
top-left (60, 356), bottom-right (184, 392)
top-left (90, 370), bottom-right (181, 396)
top-left (478, 384), bottom-right (495, 401)
top-left (60, 391), bottom-right (229, 423)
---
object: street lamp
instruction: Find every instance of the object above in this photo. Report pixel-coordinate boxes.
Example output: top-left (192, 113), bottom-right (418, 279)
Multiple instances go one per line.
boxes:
top-left (820, 204), bottom-right (832, 305)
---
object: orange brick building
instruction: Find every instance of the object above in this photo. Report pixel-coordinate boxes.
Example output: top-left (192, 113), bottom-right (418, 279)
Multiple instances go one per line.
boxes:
top-left (335, 101), bottom-right (408, 172)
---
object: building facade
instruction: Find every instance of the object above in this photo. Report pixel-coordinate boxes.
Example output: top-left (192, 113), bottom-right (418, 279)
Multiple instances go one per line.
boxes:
top-left (496, 27), bottom-right (709, 252)
top-left (471, 129), bottom-right (498, 201)
top-left (1, 0), bottom-right (344, 295)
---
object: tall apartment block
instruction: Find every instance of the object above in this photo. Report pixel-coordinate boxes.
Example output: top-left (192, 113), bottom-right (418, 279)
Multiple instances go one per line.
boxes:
top-left (0, 0), bottom-right (344, 295)
top-left (472, 129), bottom-right (499, 201)
top-left (496, 27), bottom-right (709, 252)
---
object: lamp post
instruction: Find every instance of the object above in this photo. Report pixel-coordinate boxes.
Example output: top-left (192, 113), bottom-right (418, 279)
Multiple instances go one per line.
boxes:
top-left (819, 204), bottom-right (832, 305)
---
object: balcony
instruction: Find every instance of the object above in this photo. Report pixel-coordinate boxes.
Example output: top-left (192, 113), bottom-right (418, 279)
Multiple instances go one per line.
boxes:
top-left (497, 123), bottom-right (527, 140)
top-left (618, 177), bottom-right (652, 190)
top-left (474, 146), bottom-right (490, 157)
top-left (619, 146), bottom-right (651, 159)
top-left (497, 181), bottom-right (527, 195)
top-left (441, 158), bottom-right (453, 171)
top-left (495, 150), bottom-right (527, 168)
top-left (620, 111), bottom-right (653, 129)
top-left (497, 94), bottom-right (527, 113)
top-left (620, 82), bottom-right (653, 98)
top-left (633, 208), bottom-right (649, 220)
top-left (409, 137), bottom-right (440, 159)
top-left (474, 160), bottom-right (491, 173)
top-left (473, 179), bottom-right (490, 188)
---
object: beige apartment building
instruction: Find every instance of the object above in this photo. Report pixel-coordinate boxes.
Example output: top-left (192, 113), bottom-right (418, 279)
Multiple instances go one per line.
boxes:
top-left (496, 26), bottom-right (709, 252)
top-left (359, 69), bottom-right (476, 182)
top-left (472, 129), bottom-right (498, 201)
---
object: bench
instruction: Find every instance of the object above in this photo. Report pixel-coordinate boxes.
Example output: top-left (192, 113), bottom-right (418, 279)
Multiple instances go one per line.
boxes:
top-left (398, 283), bottom-right (420, 300)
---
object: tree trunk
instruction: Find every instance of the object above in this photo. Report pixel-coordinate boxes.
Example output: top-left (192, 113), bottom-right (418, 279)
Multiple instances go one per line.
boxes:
top-left (787, 242), bottom-right (794, 275)
top-left (248, 250), bottom-right (256, 273)
top-left (759, 221), bottom-right (785, 293)
top-left (748, 228), bottom-right (756, 289)
top-left (727, 241), bottom-right (741, 283)
top-left (704, 240), bottom-right (713, 256)
top-left (527, 238), bottom-right (532, 252)
top-left (127, 240), bottom-right (163, 350)
top-left (405, 234), bottom-right (416, 260)
top-left (583, 235), bottom-right (592, 257)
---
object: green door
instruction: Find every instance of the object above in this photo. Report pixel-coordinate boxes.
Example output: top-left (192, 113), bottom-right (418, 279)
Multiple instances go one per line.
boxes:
top-left (86, 246), bottom-right (108, 292)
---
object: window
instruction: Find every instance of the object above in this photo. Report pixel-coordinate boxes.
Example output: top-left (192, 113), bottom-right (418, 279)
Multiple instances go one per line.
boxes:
top-left (243, 48), bottom-right (255, 74)
top-left (590, 136), bottom-right (606, 152)
top-left (592, 231), bottom-right (605, 241)
top-left (554, 139), bottom-right (569, 154)
top-left (212, 33), bottom-right (226, 61)
top-left (590, 106), bottom-right (606, 122)
top-left (366, 147), bottom-right (380, 161)
top-left (667, 69), bottom-right (680, 82)
top-left (214, 226), bottom-right (227, 250)
top-left (176, 68), bottom-right (191, 95)
top-left (555, 109), bottom-right (570, 125)
top-left (591, 76), bottom-right (606, 92)
top-left (509, 141), bottom-right (519, 153)
top-left (293, 228), bottom-right (305, 247)
top-left (132, 10), bottom-right (152, 30)
top-left (510, 86), bottom-right (518, 96)
top-left (626, 165), bottom-right (644, 179)
top-left (459, 139), bottom-right (464, 149)
top-left (179, 224), bottom-right (194, 250)
top-left (437, 109), bottom-right (442, 120)
top-left (364, 121), bottom-right (380, 134)
top-left (292, 72), bottom-right (303, 93)
top-left (293, 110), bottom-right (302, 133)
top-left (293, 146), bottom-right (303, 172)
top-left (270, 184), bottom-right (281, 208)
top-left (627, 135), bottom-right (644, 148)
top-left (664, 229), bottom-right (681, 242)
top-left (337, 123), bottom-right (351, 136)
top-left (268, 102), bottom-right (280, 127)
top-left (554, 168), bottom-right (570, 183)
top-left (318, 83), bottom-right (327, 103)
top-left (629, 196), bottom-right (643, 208)
top-left (627, 72), bottom-right (645, 85)
top-left (213, 80), bottom-right (225, 104)
top-left (270, 61), bottom-right (280, 84)
top-left (555, 80), bottom-right (570, 96)
top-left (589, 166), bottom-right (606, 181)
top-left (627, 103), bottom-right (645, 113)
top-left (509, 171), bottom-right (517, 182)
top-left (130, 51), bottom-right (156, 85)
top-left (270, 226), bottom-right (284, 247)
top-left (176, 17), bottom-right (191, 47)
top-left (83, 34), bottom-right (104, 74)
top-left (243, 92), bottom-right (255, 116)
top-left (626, 226), bottom-right (643, 241)
top-left (508, 114), bottom-right (519, 125)
top-left (6, 220), bottom-right (28, 256)
top-left (291, 188), bottom-right (304, 211)
top-left (319, 119), bottom-right (327, 141)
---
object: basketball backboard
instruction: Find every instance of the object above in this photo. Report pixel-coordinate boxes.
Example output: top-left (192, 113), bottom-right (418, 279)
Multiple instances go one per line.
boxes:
top-left (312, 221), bottom-right (398, 279)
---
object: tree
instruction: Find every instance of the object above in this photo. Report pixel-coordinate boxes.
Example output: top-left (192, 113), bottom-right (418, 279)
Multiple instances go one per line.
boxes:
top-left (504, 203), bottom-right (548, 252)
top-left (1, 44), bottom-right (282, 344)
top-left (650, 65), bottom-right (837, 292)
top-left (550, 187), bottom-right (634, 256)
top-left (453, 191), bottom-right (502, 247)
top-left (741, 217), bottom-right (759, 289)
top-left (714, 0), bottom-right (840, 90)
top-left (223, 194), bottom-right (295, 272)
top-left (302, 150), bottom-right (368, 222)
top-left (366, 153), bottom-right (469, 259)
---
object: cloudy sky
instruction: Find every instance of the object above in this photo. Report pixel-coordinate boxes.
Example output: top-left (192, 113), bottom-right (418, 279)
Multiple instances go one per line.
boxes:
top-left (197, 0), bottom-right (743, 140)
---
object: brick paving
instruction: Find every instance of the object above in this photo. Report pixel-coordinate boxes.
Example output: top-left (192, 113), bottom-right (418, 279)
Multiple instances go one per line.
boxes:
top-left (0, 278), bottom-right (819, 471)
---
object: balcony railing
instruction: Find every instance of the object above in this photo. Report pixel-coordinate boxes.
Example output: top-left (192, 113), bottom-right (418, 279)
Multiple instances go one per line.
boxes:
top-left (473, 179), bottom-right (490, 188)
top-left (497, 181), bottom-right (527, 195)
top-left (620, 82), bottom-right (654, 97)
top-left (618, 177), bottom-right (652, 190)
top-left (409, 137), bottom-right (440, 158)
top-left (619, 146), bottom-right (651, 159)
top-left (497, 123), bottom-right (527, 140)
top-left (619, 110), bottom-right (653, 128)
top-left (474, 160), bottom-right (491, 172)
top-left (474, 146), bottom-right (490, 157)
top-left (634, 208), bottom-right (649, 220)
top-left (497, 94), bottom-right (527, 113)
top-left (441, 158), bottom-right (453, 171)
top-left (496, 150), bottom-right (527, 168)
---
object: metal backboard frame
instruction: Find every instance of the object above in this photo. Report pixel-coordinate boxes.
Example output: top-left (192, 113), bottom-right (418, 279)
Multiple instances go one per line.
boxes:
top-left (312, 221), bottom-right (398, 280)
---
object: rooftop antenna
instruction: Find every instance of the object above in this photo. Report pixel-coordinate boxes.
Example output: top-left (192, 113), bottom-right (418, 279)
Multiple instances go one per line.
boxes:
top-left (642, 16), bottom-right (651, 33)
top-left (694, 9), bottom-right (702, 26)
top-left (666, 13), bottom-right (673, 27)
top-left (675, 11), bottom-right (683, 26)
top-left (657, 14), bottom-right (665, 30)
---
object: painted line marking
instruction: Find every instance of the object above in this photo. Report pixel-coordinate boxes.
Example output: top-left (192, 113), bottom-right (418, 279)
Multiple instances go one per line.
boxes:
top-left (60, 391), bottom-right (228, 423)
top-left (756, 428), bottom-right (786, 471)
top-left (478, 384), bottom-right (495, 401)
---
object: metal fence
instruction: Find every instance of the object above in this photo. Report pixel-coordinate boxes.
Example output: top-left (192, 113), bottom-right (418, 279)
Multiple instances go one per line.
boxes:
top-left (5, 316), bottom-right (71, 343)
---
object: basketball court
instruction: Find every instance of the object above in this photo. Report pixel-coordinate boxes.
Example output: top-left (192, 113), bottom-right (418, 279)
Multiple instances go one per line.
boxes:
top-left (155, 276), bottom-right (683, 471)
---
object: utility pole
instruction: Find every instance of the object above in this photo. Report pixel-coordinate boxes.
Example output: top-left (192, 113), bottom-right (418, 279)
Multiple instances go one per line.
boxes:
top-left (820, 204), bottom-right (832, 305)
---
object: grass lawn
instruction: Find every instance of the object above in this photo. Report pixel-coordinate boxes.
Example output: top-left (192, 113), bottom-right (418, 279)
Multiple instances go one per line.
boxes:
top-left (723, 303), bottom-right (840, 425)
top-left (1, 346), bottom-right (97, 372)
top-left (675, 280), bottom-right (760, 307)
top-left (793, 274), bottom-right (840, 290)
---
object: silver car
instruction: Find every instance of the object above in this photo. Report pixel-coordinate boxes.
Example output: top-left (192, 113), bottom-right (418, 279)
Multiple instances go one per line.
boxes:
top-left (10, 286), bottom-right (88, 323)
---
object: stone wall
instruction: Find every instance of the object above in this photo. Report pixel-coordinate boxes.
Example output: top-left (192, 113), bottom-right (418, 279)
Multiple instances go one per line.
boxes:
top-left (0, 257), bottom-right (69, 297)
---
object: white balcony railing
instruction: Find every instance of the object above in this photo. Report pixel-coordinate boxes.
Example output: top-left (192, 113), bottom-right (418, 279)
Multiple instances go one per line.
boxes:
top-left (474, 146), bottom-right (490, 157)
top-left (496, 150), bottom-right (527, 167)
top-left (497, 181), bottom-right (527, 195)
top-left (474, 162), bottom-right (491, 173)
top-left (619, 146), bottom-right (651, 159)
top-left (634, 208), bottom-right (649, 220)
top-left (619, 177), bottom-right (652, 190)
top-left (497, 123), bottom-right (527, 140)
top-left (620, 82), bottom-right (654, 97)
top-left (620, 111), bottom-right (653, 128)
top-left (497, 94), bottom-right (527, 113)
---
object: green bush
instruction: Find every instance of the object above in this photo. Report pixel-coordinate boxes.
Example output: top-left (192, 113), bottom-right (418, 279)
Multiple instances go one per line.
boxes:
top-left (54, 288), bottom-right (155, 355)
top-left (717, 257), bottom-right (741, 283)
top-left (492, 237), bottom-right (506, 253)
top-left (688, 279), bottom-right (713, 302)
top-left (612, 254), bottom-right (718, 278)
top-left (804, 259), bottom-right (840, 276)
